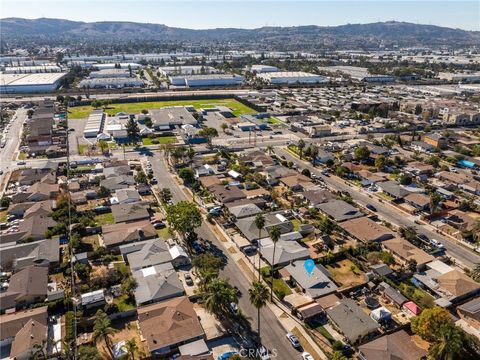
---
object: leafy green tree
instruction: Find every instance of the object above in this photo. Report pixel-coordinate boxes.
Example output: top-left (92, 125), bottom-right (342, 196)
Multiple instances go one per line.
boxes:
top-left (297, 139), bottom-right (305, 159)
top-left (309, 144), bottom-right (319, 166)
top-left (159, 188), bottom-right (172, 204)
top-left (96, 186), bottom-right (111, 198)
top-left (144, 116), bottom-right (152, 128)
top-left (471, 263), bottom-right (480, 282)
top-left (98, 140), bottom-right (109, 154)
top-left (399, 174), bottom-right (413, 185)
top-left (198, 127), bottom-right (218, 147)
top-left (354, 145), bottom-right (371, 162)
top-left (125, 339), bottom-right (140, 360)
top-left (375, 155), bottom-right (386, 170)
top-left (166, 201), bottom-right (202, 240)
top-left (411, 307), bottom-right (454, 342)
top-left (220, 122), bottom-right (228, 133)
top-left (268, 225), bottom-right (281, 301)
top-left (135, 170), bottom-right (147, 184)
top-left (249, 281), bottom-right (269, 343)
top-left (0, 197), bottom-right (11, 208)
top-left (178, 168), bottom-right (195, 184)
top-left (78, 345), bottom-right (102, 360)
top-left (126, 118), bottom-right (140, 141)
top-left (92, 310), bottom-right (117, 359)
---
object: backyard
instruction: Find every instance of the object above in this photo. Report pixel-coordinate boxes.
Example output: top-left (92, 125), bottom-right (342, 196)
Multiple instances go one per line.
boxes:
top-left (68, 98), bottom-right (256, 119)
top-left (261, 266), bottom-right (293, 299)
top-left (326, 258), bottom-right (366, 289)
top-left (141, 135), bottom-right (177, 146)
top-left (94, 212), bottom-right (115, 225)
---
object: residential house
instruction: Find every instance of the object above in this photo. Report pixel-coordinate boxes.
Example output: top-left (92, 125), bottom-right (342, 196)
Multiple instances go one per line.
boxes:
top-left (0, 238), bottom-right (59, 271)
top-left (120, 238), bottom-right (190, 270)
top-left (411, 141), bottom-right (435, 153)
top-left (382, 238), bottom-right (434, 270)
top-left (339, 217), bottom-right (394, 243)
top-left (0, 266), bottom-right (48, 312)
top-left (137, 296), bottom-right (205, 356)
top-left (209, 184), bottom-right (246, 204)
top-left (259, 238), bottom-right (310, 266)
top-left (228, 203), bottom-right (262, 220)
top-left (81, 289), bottom-right (106, 309)
top-left (100, 175), bottom-right (135, 191)
top-left (377, 181), bottom-right (411, 200)
top-left (423, 133), bottom-right (447, 149)
top-left (113, 188), bottom-right (141, 204)
top-left (302, 189), bottom-right (335, 207)
top-left (101, 220), bottom-right (156, 248)
top-left (133, 263), bottom-right (184, 305)
top-left (11, 182), bottom-right (60, 204)
top-left (236, 211), bottom-right (294, 243)
top-left (284, 261), bottom-right (338, 299)
top-left (0, 307), bottom-right (48, 360)
top-left (198, 175), bottom-right (221, 189)
top-left (404, 193), bottom-right (430, 212)
top-left (456, 297), bottom-right (480, 329)
top-left (111, 202), bottom-right (150, 223)
top-left (326, 298), bottom-right (380, 344)
top-left (379, 282), bottom-right (408, 308)
top-left (279, 174), bottom-right (315, 192)
top-left (263, 165), bottom-right (297, 186)
top-left (317, 200), bottom-right (364, 222)
top-left (358, 330), bottom-right (427, 360)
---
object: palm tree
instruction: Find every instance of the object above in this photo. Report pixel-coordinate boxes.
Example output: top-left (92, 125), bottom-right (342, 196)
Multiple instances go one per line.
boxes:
top-left (93, 310), bottom-right (117, 359)
top-left (98, 140), bottom-right (109, 154)
top-left (428, 325), bottom-right (463, 360)
top-left (297, 139), bottom-right (305, 159)
top-left (266, 145), bottom-right (274, 155)
top-left (429, 192), bottom-right (443, 215)
top-left (204, 278), bottom-right (238, 316)
top-left (268, 225), bottom-right (281, 301)
top-left (125, 339), bottom-right (139, 360)
top-left (254, 214), bottom-right (265, 281)
top-left (310, 144), bottom-right (319, 166)
top-left (249, 281), bottom-right (269, 344)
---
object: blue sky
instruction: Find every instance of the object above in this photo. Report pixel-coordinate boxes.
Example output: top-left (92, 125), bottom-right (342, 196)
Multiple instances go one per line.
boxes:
top-left (2, 1), bottom-right (479, 31)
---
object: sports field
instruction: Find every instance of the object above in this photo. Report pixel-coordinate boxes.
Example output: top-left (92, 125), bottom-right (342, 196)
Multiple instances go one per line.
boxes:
top-left (68, 98), bottom-right (256, 119)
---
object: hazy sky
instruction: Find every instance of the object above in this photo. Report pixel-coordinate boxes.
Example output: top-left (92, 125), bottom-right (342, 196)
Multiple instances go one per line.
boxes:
top-left (2, 0), bottom-right (479, 31)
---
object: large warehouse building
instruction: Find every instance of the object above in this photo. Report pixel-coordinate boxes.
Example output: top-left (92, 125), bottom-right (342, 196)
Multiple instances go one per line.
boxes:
top-left (78, 78), bottom-right (144, 89)
top-left (89, 69), bottom-right (132, 78)
top-left (169, 74), bottom-right (244, 87)
top-left (318, 66), bottom-right (396, 83)
top-left (257, 71), bottom-right (327, 85)
top-left (0, 73), bottom-right (67, 93)
top-left (83, 109), bottom-right (105, 137)
top-left (158, 66), bottom-right (217, 76)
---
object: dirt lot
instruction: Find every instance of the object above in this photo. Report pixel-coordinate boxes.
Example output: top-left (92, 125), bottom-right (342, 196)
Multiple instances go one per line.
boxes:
top-left (97, 320), bottom-right (147, 359)
top-left (326, 259), bottom-right (366, 289)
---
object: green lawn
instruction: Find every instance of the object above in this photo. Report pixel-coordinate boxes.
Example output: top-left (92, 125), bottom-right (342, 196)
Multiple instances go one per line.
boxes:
top-left (94, 212), bottom-right (115, 225)
top-left (397, 281), bottom-right (435, 308)
top-left (78, 144), bottom-right (88, 155)
top-left (156, 227), bottom-right (171, 239)
top-left (315, 325), bottom-right (336, 343)
top-left (0, 211), bottom-right (7, 223)
top-left (68, 98), bottom-right (256, 119)
top-left (142, 135), bottom-right (177, 146)
top-left (260, 266), bottom-right (293, 299)
top-left (377, 192), bottom-right (395, 201)
top-left (114, 294), bottom-right (136, 312)
top-left (266, 117), bottom-right (282, 124)
top-left (18, 152), bottom-right (28, 160)
top-left (291, 218), bottom-right (302, 231)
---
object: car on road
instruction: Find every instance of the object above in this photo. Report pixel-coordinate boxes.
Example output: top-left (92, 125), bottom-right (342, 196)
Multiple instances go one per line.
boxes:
top-left (229, 302), bottom-right (238, 313)
top-left (366, 204), bottom-right (377, 212)
top-left (302, 352), bottom-right (314, 360)
top-left (17, 161), bottom-right (26, 165)
top-left (184, 273), bottom-right (194, 286)
top-left (286, 332), bottom-right (301, 348)
top-left (192, 242), bottom-right (204, 253)
top-left (430, 238), bottom-right (445, 249)
top-left (417, 234), bottom-right (429, 242)
top-left (153, 222), bottom-right (166, 229)
top-left (150, 177), bottom-right (158, 184)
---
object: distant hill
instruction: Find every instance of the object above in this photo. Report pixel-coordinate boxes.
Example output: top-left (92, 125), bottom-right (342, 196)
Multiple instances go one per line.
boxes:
top-left (1, 18), bottom-right (478, 49)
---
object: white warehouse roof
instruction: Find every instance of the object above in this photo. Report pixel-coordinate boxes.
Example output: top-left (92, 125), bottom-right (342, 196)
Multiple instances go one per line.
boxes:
top-left (257, 71), bottom-right (327, 84)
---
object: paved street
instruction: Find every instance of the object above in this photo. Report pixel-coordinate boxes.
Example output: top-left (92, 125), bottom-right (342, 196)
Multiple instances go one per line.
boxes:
top-left (275, 147), bottom-right (480, 269)
top-left (149, 151), bottom-right (302, 360)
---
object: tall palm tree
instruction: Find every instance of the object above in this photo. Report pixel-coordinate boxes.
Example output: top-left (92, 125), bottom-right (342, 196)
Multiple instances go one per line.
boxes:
top-left (268, 226), bottom-right (281, 301)
top-left (254, 214), bottom-right (265, 281)
top-left (125, 339), bottom-right (139, 360)
top-left (204, 278), bottom-right (238, 316)
top-left (428, 325), bottom-right (463, 360)
top-left (297, 139), bottom-right (305, 159)
top-left (93, 310), bottom-right (117, 359)
top-left (249, 281), bottom-right (269, 344)
top-left (266, 145), bottom-right (274, 155)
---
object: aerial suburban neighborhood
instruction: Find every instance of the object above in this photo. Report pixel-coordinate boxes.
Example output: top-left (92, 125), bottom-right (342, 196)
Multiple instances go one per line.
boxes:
top-left (0, 2), bottom-right (480, 360)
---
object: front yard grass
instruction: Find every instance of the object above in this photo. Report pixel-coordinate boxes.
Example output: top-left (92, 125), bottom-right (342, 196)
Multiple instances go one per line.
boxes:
top-left (377, 191), bottom-right (395, 201)
top-left (156, 227), bottom-right (171, 239)
top-left (0, 210), bottom-right (7, 222)
top-left (260, 266), bottom-right (292, 299)
top-left (78, 144), bottom-right (88, 155)
top-left (68, 98), bottom-right (256, 119)
top-left (94, 212), bottom-right (115, 225)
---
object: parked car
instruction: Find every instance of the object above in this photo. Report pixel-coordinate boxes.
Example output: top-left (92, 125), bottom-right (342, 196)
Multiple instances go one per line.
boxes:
top-left (366, 204), bottom-right (377, 212)
top-left (229, 302), bottom-right (238, 313)
top-left (302, 352), bottom-right (314, 360)
top-left (430, 238), bottom-right (445, 248)
top-left (258, 345), bottom-right (270, 360)
top-left (286, 332), bottom-right (301, 348)
top-left (218, 352), bottom-right (238, 360)
top-left (153, 222), bottom-right (166, 229)
top-left (17, 161), bottom-right (26, 165)
top-left (184, 273), bottom-right (194, 286)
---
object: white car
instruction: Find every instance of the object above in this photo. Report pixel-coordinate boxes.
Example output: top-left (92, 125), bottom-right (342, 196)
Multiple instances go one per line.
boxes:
top-left (286, 332), bottom-right (301, 348)
top-left (302, 352), bottom-right (314, 360)
top-left (430, 238), bottom-right (445, 249)
top-left (258, 345), bottom-right (270, 360)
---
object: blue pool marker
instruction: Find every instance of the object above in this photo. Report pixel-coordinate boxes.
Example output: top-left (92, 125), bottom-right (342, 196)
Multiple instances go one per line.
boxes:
top-left (304, 259), bottom-right (315, 276)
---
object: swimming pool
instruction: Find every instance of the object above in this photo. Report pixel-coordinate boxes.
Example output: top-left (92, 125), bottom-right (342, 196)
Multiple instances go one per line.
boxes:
top-left (458, 159), bottom-right (476, 168)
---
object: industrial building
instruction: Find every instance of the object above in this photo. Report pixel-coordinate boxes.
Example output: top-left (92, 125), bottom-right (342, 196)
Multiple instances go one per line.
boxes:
top-left (78, 78), bottom-right (144, 89)
top-left (319, 66), bottom-right (396, 83)
top-left (89, 69), bottom-right (132, 78)
top-left (438, 72), bottom-right (480, 82)
top-left (0, 73), bottom-right (67, 93)
top-left (247, 65), bottom-right (279, 73)
top-left (169, 74), bottom-right (244, 87)
top-left (83, 109), bottom-right (105, 138)
top-left (257, 71), bottom-right (327, 84)
top-left (93, 63), bottom-right (142, 70)
top-left (2, 64), bottom-right (62, 74)
top-left (158, 66), bottom-right (217, 76)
